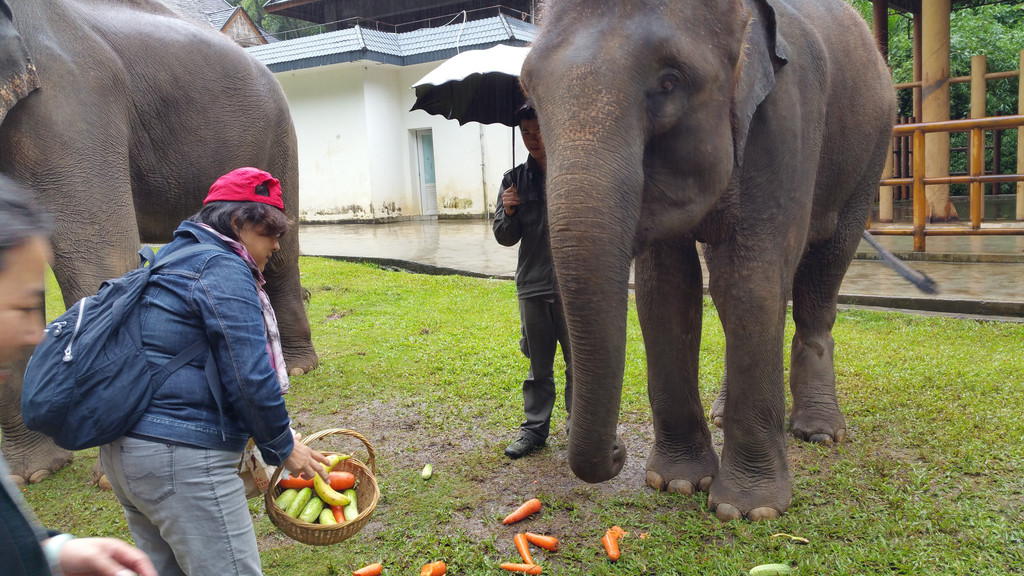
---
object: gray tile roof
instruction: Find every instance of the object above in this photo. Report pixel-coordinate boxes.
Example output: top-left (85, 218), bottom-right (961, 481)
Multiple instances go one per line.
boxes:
top-left (156, 0), bottom-right (236, 29)
top-left (245, 14), bottom-right (536, 72)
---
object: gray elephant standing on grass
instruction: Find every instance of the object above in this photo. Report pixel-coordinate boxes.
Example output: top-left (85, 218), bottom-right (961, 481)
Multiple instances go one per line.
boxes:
top-left (0, 0), bottom-right (317, 484)
top-left (520, 0), bottom-right (896, 520)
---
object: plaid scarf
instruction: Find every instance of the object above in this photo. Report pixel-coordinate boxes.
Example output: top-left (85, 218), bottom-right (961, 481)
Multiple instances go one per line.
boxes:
top-left (198, 224), bottom-right (289, 394)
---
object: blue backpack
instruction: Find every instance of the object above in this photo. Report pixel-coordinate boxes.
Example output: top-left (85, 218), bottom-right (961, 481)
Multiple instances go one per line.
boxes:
top-left (21, 243), bottom-right (222, 451)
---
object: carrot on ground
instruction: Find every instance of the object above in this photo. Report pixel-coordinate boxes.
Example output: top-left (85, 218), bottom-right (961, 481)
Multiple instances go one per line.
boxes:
top-left (514, 533), bottom-right (534, 564)
top-left (352, 562), bottom-right (383, 576)
top-left (524, 532), bottom-right (559, 552)
top-left (500, 562), bottom-right (543, 574)
top-left (601, 528), bottom-right (622, 561)
top-left (419, 560), bottom-right (446, 576)
top-left (502, 498), bottom-right (542, 524)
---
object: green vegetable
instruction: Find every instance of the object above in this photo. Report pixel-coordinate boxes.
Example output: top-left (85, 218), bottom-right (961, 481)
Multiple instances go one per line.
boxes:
top-left (318, 507), bottom-right (338, 525)
top-left (342, 488), bottom-right (358, 521)
top-left (275, 488), bottom-right (298, 511)
top-left (421, 463), bottom-right (433, 480)
top-left (749, 563), bottom-right (794, 576)
top-left (298, 495), bottom-right (324, 524)
top-left (285, 487), bottom-right (312, 518)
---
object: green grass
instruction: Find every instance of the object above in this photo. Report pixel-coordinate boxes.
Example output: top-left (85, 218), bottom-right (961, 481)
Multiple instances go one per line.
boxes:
top-left (25, 257), bottom-right (1024, 575)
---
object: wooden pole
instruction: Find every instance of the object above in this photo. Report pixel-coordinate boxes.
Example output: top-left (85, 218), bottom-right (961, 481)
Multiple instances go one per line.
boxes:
top-left (913, 14), bottom-right (922, 119)
top-left (913, 129), bottom-right (927, 251)
top-left (880, 137), bottom-right (894, 222)
top-left (873, 0), bottom-right (889, 60)
top-left (970, 128), bottom-right (983, 229)
top-left (1018, 49), bottom-right (1024, 221)
top-left (970, 54), bottom-right (986, 219)
top-left (921, 0), bottom-right (952, 222)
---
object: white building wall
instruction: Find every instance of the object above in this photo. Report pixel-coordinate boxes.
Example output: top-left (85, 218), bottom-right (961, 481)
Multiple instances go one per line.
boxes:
top-left (273, 59), bottom-right (529, 222)
top-left (276, 64), bottom-right (373, 222)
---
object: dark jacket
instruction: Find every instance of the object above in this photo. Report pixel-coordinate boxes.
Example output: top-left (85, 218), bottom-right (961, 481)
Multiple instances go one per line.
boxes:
top-left (0, 456), bottom-right (53, 576)
top-left (127, 221), bottom-right (293, 465)
top-left (493, 155), bottom-right (556, 300)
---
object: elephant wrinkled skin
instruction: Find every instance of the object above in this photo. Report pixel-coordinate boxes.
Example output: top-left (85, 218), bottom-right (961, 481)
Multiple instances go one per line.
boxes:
top-left (521, 0), bottom-right (896, 520)
top-left (0, 0), bottom-right (317, 484)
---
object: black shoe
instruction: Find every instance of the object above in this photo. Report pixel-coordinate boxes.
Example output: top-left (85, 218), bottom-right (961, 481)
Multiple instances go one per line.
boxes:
top-left (505, 436), bottom-right (543, 459)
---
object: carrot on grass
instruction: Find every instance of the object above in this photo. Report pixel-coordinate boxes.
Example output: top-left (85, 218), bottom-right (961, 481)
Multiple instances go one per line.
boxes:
top-left (419, 560), bottom-right (446, 576)
top-left (502, 498), bottom-right (542, 524)
top-left (500, 562), bottom-right (543, 574)
top-left (513, 533), bottom-right (534, 564)
top-left (352, 563), bottom-right (383, 576)
top-left (601, 527), bottom-right (624, 561)
top-left (524, 532), bottom-right (559, 552)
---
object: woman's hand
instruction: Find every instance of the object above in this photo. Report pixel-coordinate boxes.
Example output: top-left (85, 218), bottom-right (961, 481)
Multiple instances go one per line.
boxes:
top-left (57, 537), bottom-right (157, 576)
top-left (282, 439), bottom-right (331, 481)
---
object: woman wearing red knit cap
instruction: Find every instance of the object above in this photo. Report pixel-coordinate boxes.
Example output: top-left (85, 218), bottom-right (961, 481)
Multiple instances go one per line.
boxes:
top-left (99, 167), bottom-right (330, 576)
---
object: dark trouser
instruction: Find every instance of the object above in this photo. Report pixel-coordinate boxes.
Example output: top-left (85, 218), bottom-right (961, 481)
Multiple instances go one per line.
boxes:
top-left (518, 294), bottom-right (573, 443)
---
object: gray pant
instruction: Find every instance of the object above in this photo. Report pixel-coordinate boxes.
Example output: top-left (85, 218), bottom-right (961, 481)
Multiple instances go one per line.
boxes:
top-left (100, 437), bottom-right (262, 576)
top-left (518, 294), bottom-right (573, 443)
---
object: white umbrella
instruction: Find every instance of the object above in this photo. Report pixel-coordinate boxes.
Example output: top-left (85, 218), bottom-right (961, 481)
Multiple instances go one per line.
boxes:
top-left (410, 44), bottom-right (531, 127)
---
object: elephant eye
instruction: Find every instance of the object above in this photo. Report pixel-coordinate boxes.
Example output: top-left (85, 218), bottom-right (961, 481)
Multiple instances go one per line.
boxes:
top-left (657, 72), bottom-right (681, 94)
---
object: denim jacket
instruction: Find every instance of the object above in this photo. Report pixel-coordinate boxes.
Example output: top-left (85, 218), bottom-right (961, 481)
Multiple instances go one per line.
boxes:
top-left (127, 221), bottom-right (293, 466)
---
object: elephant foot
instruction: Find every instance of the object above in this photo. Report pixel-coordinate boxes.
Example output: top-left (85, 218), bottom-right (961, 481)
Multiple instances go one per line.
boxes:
top-left (707, 446), bottom-right (791, 522)
top-left (2, 437), bottom-right (73, 486)
top-left (645, 444), bottom-right (719, 496)
top-left (284, 345), bottom-right (319, 376)
top-left (92, 461), bottom-right (112, 490)
top-left (708, 391), bottom-right (726, 429)
top-left (790, 403), bottom-right (847, 446)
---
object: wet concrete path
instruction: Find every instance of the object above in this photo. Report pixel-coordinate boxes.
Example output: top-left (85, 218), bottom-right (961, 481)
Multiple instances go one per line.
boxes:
top-left (299, 219), bottom-right (1024, 319)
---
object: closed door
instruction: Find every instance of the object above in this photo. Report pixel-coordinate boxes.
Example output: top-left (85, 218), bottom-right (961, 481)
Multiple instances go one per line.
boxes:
top-left (416, 130), bottom-right (437, 216)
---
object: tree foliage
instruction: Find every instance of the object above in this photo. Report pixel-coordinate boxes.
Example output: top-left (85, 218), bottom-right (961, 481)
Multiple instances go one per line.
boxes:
top-left (227, 0), bottom-right (324, 40)
top-left (845, 0), bottom-right (1023, 190)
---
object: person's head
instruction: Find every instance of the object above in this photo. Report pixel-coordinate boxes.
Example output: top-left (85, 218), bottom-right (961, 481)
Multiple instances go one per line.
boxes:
top-left (515, 103), bottom-right (545, 163)
top-left (190, 167), bottom-right (291, 271)
top-left (0, 176), bottom-right (53, 363)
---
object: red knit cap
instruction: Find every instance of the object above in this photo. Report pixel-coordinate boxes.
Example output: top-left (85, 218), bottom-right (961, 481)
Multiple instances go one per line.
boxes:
top-left (203, 167), bottom-right (284, 211)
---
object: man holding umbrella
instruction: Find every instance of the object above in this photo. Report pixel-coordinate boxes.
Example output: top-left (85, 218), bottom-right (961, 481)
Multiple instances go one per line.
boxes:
top-left (493, 103), bottom-right (573, 459)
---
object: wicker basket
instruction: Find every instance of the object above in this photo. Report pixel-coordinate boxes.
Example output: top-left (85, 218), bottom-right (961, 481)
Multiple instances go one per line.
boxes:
top-left (265, 428), bottom-right (379, 545)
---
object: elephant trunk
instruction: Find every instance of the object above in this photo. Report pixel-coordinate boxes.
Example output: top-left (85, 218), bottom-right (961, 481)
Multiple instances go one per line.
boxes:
top-left (542, 89), bottom-right (645, 483)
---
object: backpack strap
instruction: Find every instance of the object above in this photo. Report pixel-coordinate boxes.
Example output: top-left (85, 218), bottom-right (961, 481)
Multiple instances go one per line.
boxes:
top-left (143, 242), bottom-right (230, 437)
top-left (147, 242), bottom-right (226, 272)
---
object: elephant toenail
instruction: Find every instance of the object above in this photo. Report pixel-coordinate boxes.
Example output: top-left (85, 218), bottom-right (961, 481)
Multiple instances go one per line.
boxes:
top-left (835, 429), bottom-right (846, 443)
top-left (645, 470), bottom-right (667, 491)
top-left (288, 367), bottom-right (305, 376)
top-left (809, 433), bottom-right (834, 446)
top-left (713, 502), bottom-right (742, 521)
top-left (697, 476), bottom-right (713, 491)
top-left (712, 416), bottom-right (724, 429)
top-left (28, 470), bottom-right (51, 484)
top-left (747, 507), bottom-right (781, 521)
top-left (668, 479), bottom-right (695, 495)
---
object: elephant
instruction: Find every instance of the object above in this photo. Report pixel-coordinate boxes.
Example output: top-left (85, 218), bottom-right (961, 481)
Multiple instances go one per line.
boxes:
top-left (0, 0), bottom-right (317, 484)
top-left (520, 0), bottom-right (896, 520)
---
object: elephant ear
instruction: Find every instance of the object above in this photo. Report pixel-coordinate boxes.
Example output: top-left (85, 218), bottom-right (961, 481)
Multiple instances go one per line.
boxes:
top-left (731, 0), bottom-right (789, 167)
top-left (0, 0), bottom-right (40, 126)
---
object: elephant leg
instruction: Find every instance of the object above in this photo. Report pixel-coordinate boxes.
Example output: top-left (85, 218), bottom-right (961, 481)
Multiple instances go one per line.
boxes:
top-left (788, 220), bottom-right (866, 446)
top-left (1, 360), bottom-right (73, 486)
top-left (636, 239), bottom-right (718, 495)
top-left (703, 243), bottom-right (730, 429)
top-left (705, 248), bottom-right (791, 521)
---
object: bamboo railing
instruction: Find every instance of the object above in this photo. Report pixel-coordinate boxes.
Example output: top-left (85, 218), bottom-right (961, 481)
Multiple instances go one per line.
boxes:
top-left (874, 115), bottom-right (1024, 252)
